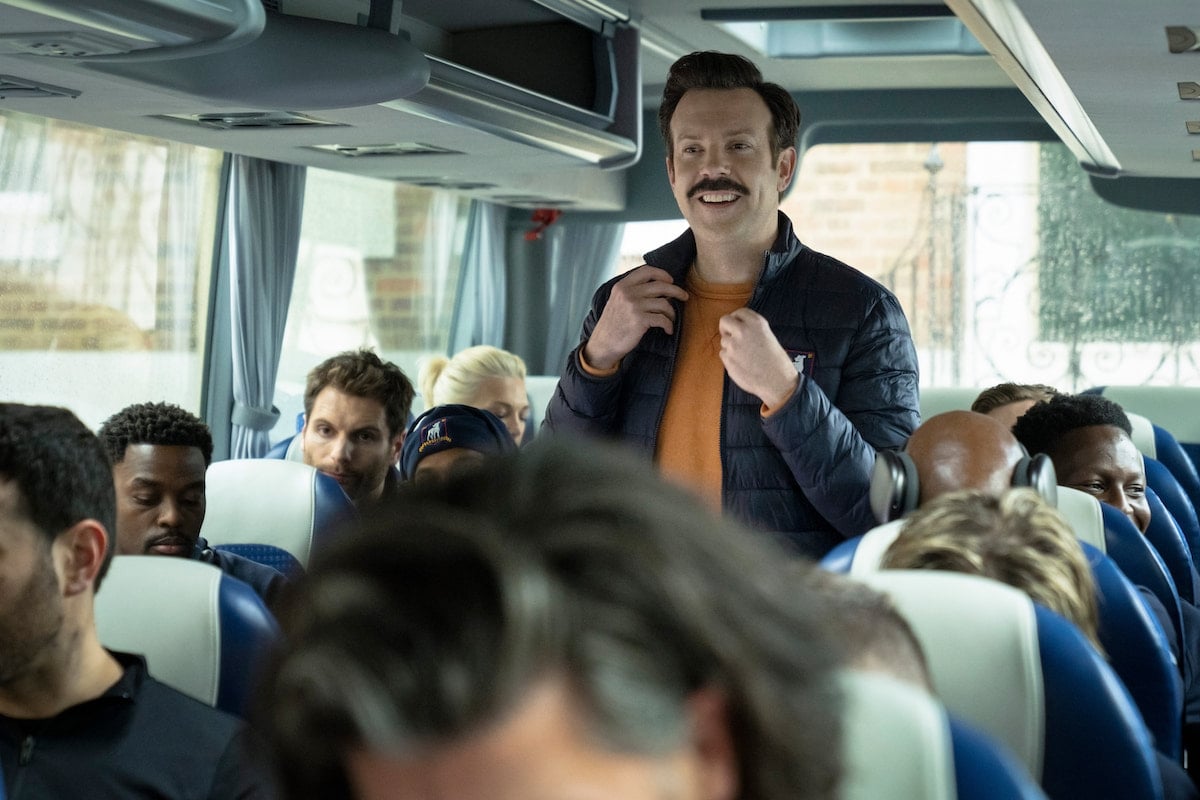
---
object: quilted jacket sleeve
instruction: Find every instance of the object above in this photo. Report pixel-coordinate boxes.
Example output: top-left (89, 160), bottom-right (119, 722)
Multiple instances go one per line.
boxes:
top-left (542, 278), bottom-right (625, 436)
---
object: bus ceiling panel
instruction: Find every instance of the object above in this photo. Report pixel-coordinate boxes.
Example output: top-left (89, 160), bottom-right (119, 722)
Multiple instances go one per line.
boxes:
top-left (0, 0), bottom-right (264, 61)
top-left (946, 0), bottom-right (1200, 180)
top-left (85, 12), bottom-right (430, 110)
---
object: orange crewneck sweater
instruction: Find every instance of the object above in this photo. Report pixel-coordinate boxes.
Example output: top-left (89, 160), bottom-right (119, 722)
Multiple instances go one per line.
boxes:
top-left (655, 269), bottom-right (754, 511)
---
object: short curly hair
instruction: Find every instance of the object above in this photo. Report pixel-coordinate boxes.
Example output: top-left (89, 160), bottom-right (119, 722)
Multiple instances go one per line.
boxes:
top-left (98, 402), bottom-right (213, 467)
top-left (1011, 393), bottom-right (1132, 458)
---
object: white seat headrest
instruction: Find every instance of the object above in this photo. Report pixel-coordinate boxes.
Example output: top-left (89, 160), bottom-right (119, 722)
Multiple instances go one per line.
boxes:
top-left (1055, 486), bottom-right (1106, 553)
top-left (96, 556), bottom-right (224, 705)
top-left (200, 459), bottom-right (321, 565)
top-left (847, 519), bottom-right (906, 576)
top-left (859, 571), bottom-right (1045, 780)
top-left (1125, 412), bottom-right (1156, 459)
top-left (840, 670), bottom-right (956, 800)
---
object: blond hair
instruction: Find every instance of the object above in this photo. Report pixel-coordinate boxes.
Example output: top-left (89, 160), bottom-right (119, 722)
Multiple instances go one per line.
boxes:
top-left (882, 488), bottom-right (1102, 651)
top-left (419, 345), bottom-right (527, 410)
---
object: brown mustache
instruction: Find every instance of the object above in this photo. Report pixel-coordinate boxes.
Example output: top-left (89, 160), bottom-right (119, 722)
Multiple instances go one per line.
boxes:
top-left (688, 178), bottom-right (749, 199)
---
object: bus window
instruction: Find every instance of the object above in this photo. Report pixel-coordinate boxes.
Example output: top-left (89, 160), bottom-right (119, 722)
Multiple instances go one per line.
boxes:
top-left (269, 169), bottom-right (470, 443)
top-left (791, 141), bottom-right (1200, 391)
top-left (0, 110), bottom-right (221, 428)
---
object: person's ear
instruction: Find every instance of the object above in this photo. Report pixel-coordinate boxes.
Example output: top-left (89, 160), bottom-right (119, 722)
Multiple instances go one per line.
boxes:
top-left (389, 432), bottom-right (404, 464)
top-left (776, 146), bottom-right (798, 194)
top-left (56, 519), bottom-right (108, 597)
top-left (687, 686), bottom-right (738, 800)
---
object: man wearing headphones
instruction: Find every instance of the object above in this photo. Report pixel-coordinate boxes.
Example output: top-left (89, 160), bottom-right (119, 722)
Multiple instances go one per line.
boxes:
top-left (869, 410), bottom-right (1057, 525)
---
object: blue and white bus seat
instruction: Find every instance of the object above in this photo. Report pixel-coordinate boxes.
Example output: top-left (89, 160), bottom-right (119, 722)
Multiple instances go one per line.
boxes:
top-left (859, 571), bottom-right (1165, 800)
top-left (200, 458), bottom-right (354, 569)
top-left (822, 512), bottom-right (1183, 760)
top-left (1144, 449), bottom-right (1200, 570)
top-left (95, 556), bottom-right (280, 718)
top-left (840, 671), bottom-right (1047, 800)
top-left (1144, 483), bottom-right (1200, 606)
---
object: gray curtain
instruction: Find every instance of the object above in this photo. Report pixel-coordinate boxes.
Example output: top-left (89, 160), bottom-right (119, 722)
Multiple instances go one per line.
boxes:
top-left (448, 200), bottom-right (508, 351)
top-left (541, 220), bottom-right (625, 375)
top-left (228, 155), bottom-right (306, 458)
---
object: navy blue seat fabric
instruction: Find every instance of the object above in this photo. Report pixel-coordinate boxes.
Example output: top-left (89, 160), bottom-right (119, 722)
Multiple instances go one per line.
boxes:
top-left (822, 529), bottom-right (1183, 760)
top-left (1148, 456), bottom-right (1200, 578)
top-left (214, 543), bottom-right (305, 579)
top-left (95, 556), bottom-right (281, 718)
top-left (1145, 482), bottom-right (1200, 606)
top-left (1101, 503), bottom-right (1186, 660)
top-left (200, 459), bottom-right (355, 568)
top-left (861, 571), bottom-right (1165, 800)
top-left (948, 718), bottom-right (1048, 800)
top-left (841, 670), bottom-right (1047, 800)
top-left (1033, 603), bottom-right (1165, 800)
top-left (1083, 541), bottom-right (1183, 759)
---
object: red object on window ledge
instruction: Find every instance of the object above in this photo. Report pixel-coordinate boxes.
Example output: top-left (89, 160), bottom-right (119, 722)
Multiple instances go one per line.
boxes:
top-left (525, 208), bottom-right (562, 241)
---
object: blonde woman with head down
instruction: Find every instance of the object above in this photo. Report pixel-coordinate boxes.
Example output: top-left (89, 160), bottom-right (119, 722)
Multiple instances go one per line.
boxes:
top-left (419, 345), bottom-right (530, 443)
top-left (882, 488), bottom-right (1103, 652)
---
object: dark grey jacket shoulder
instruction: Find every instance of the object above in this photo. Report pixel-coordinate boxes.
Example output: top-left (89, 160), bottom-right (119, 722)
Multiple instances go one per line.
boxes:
top-left (544, 213), bottom-right (919, 556)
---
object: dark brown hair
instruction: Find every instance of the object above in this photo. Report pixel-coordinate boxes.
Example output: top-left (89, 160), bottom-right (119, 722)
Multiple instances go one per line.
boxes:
top-left (303, 349), bottom-right (414, 438)
top-left (658, 50), bottom-right (801, 162)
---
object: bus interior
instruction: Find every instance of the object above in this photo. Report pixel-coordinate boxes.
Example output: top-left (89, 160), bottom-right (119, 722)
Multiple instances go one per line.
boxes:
top-left (6, 0), bottom-right (1200, 796)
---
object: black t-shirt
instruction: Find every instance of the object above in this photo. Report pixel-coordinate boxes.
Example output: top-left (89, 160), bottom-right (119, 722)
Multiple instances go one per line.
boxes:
top-left (0, 652), bottom-right (273, 799)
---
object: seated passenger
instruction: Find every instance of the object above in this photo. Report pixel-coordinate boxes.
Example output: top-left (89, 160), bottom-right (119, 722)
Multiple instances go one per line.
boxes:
top-left (99, 402), bottom-right (286, 608)
top-left (257, 439), bottom-right (843, 800)
top-left (882, 488), bottom-right (1102, 650)
top-left (971, 382), bottom-right (1059, 431)
top-left (899, 410), bottom-right (1052, 507)
top-left (398, 404), bottom-right (516, 487)
top-left (804, 568), bottom-right (933, 692)
top-left (299, 349), bottom-right (414, 509)
top-left (0, 403), bottom-right (271, 797)
top-left (1013, 393), bottom-right (1149, 533)
top-left (419, 345), bottom-right (529, 443)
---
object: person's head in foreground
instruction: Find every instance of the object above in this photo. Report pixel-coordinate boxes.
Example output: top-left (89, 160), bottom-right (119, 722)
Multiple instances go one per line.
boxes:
top-left (259, 439), bottom-right (843, 800)
top-left (882, 488), bottom-right (1101, 650)
top-left (1012, 393), bottom-right (1149, 534)
top-left (419, 345), bottom-right (529, 443)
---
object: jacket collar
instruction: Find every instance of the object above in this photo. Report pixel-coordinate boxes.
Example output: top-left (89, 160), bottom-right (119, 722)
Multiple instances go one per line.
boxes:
top-left (643, 211), bottom-right (804, 288)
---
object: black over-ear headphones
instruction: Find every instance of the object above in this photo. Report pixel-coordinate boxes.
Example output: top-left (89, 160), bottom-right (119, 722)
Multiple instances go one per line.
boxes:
top-left (868, 447), bottom-right (1058, 524)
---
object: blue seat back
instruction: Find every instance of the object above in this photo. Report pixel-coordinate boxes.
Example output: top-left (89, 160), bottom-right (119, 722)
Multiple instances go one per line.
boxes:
top-left (1100, 502), bottom-right (1185, 658)
top-left (95, 556), bottom-right (281, 717)
top-left (823, 523), bottom-right (1182, 760)
top-left (1145, 453), bottom-right (1200, 574)
top-left (861, 571), bottom-right (1164, 800)
top-left (200, 459), bottom-right (355, 567)
top-left (214, 543), bottom-right (305, 579)
top-left (1143, 481), bottom-right (1200, 606)
top-left (841, 671), bottom-right (1046, 800)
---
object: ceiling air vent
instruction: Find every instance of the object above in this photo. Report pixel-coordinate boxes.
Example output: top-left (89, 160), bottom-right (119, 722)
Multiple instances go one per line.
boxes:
top-left (310, 143), bottom-right (463, 157)
top-left (406, 179), bottom-right (497, 191)
top-left (160, 111), bottom-right (344, 130)
top-left (0, 74), bottom-right (79, 99)
top-left (491, 196), bottom-right (577, 208)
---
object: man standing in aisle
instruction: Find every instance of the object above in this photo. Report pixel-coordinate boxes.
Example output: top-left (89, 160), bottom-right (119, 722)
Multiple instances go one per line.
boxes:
top-left (544, 51), bottom-right (919, 557)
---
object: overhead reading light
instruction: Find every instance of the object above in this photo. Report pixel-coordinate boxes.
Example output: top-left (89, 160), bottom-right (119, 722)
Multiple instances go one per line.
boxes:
top-left (0, 0), bottom-right (265, 61)
top-left (703, 5), bottom-right (987, 58)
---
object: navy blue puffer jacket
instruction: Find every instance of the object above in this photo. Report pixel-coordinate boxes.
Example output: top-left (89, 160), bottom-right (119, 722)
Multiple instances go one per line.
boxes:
top-left (544, 213), bottom-right (920, 557)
